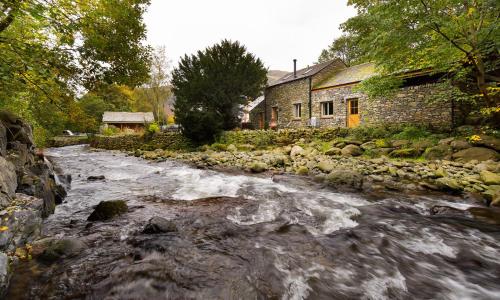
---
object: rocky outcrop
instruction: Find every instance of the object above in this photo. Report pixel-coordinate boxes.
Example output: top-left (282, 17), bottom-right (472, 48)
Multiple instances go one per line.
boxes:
top-left (87, 200), bottom-right (128, 221)
top-left (0, 111), bottom-right (67, 296)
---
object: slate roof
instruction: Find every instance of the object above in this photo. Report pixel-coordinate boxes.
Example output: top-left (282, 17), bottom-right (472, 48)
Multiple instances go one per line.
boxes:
top-left (268, 59), bottom-right (344, 87)
top-left (313, 62), bottom-right (377, 90)
top-left (102, 112), bottom-right (154, 124)
top-left (247, 96), bottom-right (265, 112)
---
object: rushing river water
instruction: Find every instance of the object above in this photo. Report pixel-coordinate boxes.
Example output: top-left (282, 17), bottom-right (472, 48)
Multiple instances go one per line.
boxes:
top-left (6, 145), bottom-right (500, 299)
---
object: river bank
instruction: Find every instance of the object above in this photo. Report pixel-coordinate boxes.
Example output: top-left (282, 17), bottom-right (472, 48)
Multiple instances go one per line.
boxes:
top-left (110, 128), bottom-right (500, 207)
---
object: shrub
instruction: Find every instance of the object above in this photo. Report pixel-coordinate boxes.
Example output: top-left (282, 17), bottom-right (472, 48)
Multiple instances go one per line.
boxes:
top-left (148, 122), bottom-right (160, 134)
top-left (211, 143), bottom-right (228, 151)
top-left (392, 125), bottom-right (431, 140)
top-left (102, 125), bottom-right (120, 136)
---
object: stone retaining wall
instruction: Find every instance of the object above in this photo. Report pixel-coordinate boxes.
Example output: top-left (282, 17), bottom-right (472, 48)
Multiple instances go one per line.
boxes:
top-left (90, 132), bottom-right (193, 151)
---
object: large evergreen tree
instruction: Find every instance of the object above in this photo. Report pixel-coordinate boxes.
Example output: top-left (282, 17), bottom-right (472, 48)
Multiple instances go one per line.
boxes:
top-left (172, 40), bottom-right (267, 142)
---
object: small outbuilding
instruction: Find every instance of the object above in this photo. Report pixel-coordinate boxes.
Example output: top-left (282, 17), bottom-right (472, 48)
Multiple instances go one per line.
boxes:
top-left (102, 112), bottom-right (155, 131)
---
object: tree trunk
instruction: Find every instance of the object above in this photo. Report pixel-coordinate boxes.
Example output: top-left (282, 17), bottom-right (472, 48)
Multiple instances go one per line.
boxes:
top-left (475, 56), bottom-right (496, 107)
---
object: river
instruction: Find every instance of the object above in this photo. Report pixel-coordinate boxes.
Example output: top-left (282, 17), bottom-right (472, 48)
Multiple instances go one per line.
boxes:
top-left (6, 145), bottom-right (500, 299)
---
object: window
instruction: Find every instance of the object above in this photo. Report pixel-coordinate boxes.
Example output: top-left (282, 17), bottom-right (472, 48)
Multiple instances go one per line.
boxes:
top-left (349, 99), bottom-right (359, 115)
top-left (294, 103), bottom-right (302, 118)
top-left (321, 101), bottom-right (334, 116)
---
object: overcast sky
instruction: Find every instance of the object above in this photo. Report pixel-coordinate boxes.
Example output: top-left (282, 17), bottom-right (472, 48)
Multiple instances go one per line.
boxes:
top-left (144, 0), bottom-right (357, 72)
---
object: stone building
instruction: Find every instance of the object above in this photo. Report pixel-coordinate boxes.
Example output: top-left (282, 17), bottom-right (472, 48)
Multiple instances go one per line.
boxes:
top-left (251, 60), bottom-right (453, 129)
top-left (102, 112), bottom-right (155, 131)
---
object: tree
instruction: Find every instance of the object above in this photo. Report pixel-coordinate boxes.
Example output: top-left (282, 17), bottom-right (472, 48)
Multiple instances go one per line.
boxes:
top-left (172, 40), bottom-right (267, 142)
top-left (0, 0), bottom-right (152, 143)
top-left (342, 0), bottom-right (499, 107)
top-left (317, 34), bottom-right (364, 66)
top-left (139, 46), bottom-right (172, 123)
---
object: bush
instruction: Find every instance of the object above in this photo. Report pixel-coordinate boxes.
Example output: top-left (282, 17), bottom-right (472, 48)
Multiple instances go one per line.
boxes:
top-left (393, 125), bottom-right (431, 140)
top-left (148, 122), bottom-right (160, 134)
top-left (211, 143), bottom-right (228, 151)
top-left (102, 125), bottom-right (120, 136)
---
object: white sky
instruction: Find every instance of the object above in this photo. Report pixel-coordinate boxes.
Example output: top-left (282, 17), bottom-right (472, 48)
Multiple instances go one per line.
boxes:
top-left (144, 0), bottom-right (357, 72)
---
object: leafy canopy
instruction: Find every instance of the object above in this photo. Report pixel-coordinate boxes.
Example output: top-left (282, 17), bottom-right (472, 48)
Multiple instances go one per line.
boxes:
top-left (317, 34), bottom-right (365, 66)
top-left (172, 40), bottom-right (268, 142)
top-left (342, 0), bottom-right (499, 105)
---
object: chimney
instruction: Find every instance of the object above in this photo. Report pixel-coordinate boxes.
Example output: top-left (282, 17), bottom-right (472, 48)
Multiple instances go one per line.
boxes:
top-left (293, 59), bottom-right (297, 78)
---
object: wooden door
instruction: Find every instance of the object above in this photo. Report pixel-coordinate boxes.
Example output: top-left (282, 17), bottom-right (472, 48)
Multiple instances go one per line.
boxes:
top-left (258, 112), bottom-right (264, 129)
top-left (347, 99), bottom-right (360, 128)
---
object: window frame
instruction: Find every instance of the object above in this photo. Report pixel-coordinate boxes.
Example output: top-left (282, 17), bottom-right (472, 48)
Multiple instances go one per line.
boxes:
top-left (321, 101), bottom-right (334, 116)
top-left (293, 103), bottom-right (302, 118)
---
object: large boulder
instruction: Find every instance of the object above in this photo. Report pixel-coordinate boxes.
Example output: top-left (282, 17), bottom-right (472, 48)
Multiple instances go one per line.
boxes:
top-left (0, 111), bottom-right (34, 148)
top-left (389, 148), bottom-right (419, 158)
top-left (435, 177), bottom-right (462, 193)
top-left (325, 169), bottom-right (363, 191)
top-left (450, 139), bottom-right (471, 151)
top-left (474, 135), bottom-right (500, 152)
top-left (143, 217), bottom-right (177, 234)
top-left (341, 144), bottom-right (363, 157)
top-left (324, 147), bottom-right (341, 156)
top-left (423, 144), bottom-right (453, 160)
top-left (87, 200), bottom-right (128, 221)
top-left (452, 147), bottom-right (499, 163)
top-left (0, 157), bottom-right (17, 208)
top-left (480, 170), bottom-right (500, 185)
top-left (249, 162), bottom-right (268, 173)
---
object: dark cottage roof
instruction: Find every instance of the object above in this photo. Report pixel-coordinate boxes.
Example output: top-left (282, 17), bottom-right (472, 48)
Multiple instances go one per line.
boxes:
top-left (102, 112), bottom-right (154, 124)
top-left (268, 59), bottom-right (344, 87)
top-left (313, 62), bottom-right (377, 90)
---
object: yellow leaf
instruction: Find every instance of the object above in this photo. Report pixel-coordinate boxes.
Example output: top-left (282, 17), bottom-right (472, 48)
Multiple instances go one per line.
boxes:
top-left (0, 226), bottom-right (8, 232)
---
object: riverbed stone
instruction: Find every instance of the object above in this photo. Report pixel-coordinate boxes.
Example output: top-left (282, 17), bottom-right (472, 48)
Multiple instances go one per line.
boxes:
top-left (87, 175), bottom-right (105, 181)
top-left (389, 148), bottom-right (419, 158)
top-left (474, 135), bottom-right (500, 152)
top-left (452, 147), bottom-right (499, 162)
top-left (249, 162), bottom-right (268, 173)
top-left (341, 144), bottom-right (362, 157)
top-left (480, 170), bottom-right (500, 185)
top-left (227, 144), bottom-right (237, 153)
top-left (0, 252), bottom-right (9, 295)
top-left (435, 177), bottom-right (462, 193)
top-left (317, 161), bottom-right (335, 173)
top-left (295, 166), bottom-right (309, 175)
top-left (324, 147), bottom-right (341, 156)
top-left (290, 145), bottom-right (304, 159)
top-left (423, 144), bottom-right (452, 160)
top-left (87, 200), bottom-right (128, 221)
top-left (325, 169), bottom-right (363, 191)
top-left (143, 217), bottom-right (177, 234)
top-left (37, 238), bottom-right (87, 262)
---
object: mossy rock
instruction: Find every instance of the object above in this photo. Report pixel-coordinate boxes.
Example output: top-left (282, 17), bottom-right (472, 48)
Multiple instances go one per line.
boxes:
top-left (389, 148), bottom-right (419, 158)
top-left (325, 169), bottom-right (363, 191)
top-left (423, 144), bottom-right (453, 160)
top-left (249, 162), bottom-right (268, 173)
top-left (296, 166), bottom-right (309, 175)
top-left (87, 200), bottom-right (128, 221)
top-left (37, 238), bottom-right (87, 263)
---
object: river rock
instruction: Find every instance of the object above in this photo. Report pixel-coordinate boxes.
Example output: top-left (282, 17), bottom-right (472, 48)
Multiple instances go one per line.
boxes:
top-left (452, 147), bottom-right (499, 162)
top-left (0, 253), bottom-right (9, 295)
top-left (87, 175), bottom-right (106, 181)
top-left (0, 157), bottom-right (17, 208)
top-left (435, 177), bottom-right (462, 193)
top-left (391, 139), bottom-right (409, 148)
top-left (290, 145), bottom-right (304, 159)
top-left (360, 141), bottom-right (376, 151)
top-left (227, 144), bottom-right (237, 153)
top-left (474, 135), bottom-right (500, 152)
top-left (36, 238), bottom-right (87, 262)
top-left (317, 161), bottom-right (335, 173)
top-left (423, 144), bottom-right (452, 160)
top-left (249, 162), bottom-right (268, 173)
top-left (143, 217), bottom-right (178, 234)
top-left (87, 200), bottom-right (128, 221)
top-left (389, 148), bottom-right (418, 158)
top-left (450, 139), bottom-right (471, 151)
top-left (295, 166), bottom-right (309, 175)
top-left (325, 169), bottom-right (363, 191)
top-left (341, 144), bottom-right (363, 157)
top-left (324, 147), bottom-right (341, 156)
top-left (480, 170), bottom-right (500, 185)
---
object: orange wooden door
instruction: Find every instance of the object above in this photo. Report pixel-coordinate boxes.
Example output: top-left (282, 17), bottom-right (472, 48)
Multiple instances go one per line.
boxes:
top-left (258, 113), bottom-right (264, 129)
top-left (347, 99), bottom-right (360, 128)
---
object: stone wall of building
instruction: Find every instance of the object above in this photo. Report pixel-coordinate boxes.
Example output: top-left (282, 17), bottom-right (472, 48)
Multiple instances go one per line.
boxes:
top-left (264, 78), bottom-right (310, 128)
top-left (310, 83), bottom-right (452, 129)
